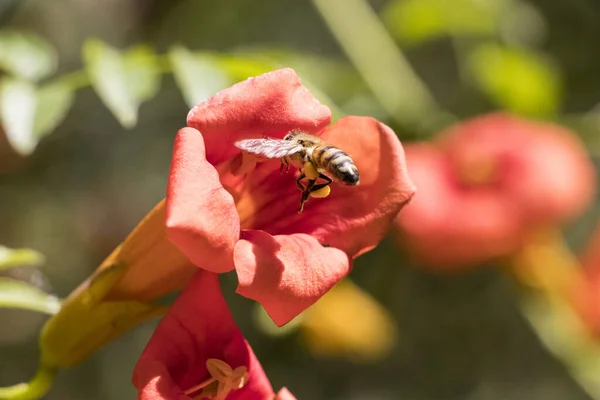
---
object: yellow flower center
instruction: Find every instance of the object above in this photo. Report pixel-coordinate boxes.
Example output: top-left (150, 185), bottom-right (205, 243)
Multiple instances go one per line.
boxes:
top-left (185, 359), bottom-right (249, 400)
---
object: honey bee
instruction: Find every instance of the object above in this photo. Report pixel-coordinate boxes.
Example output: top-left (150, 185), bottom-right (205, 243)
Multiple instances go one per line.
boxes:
top-left (235, 130), bottom-right (360, 213)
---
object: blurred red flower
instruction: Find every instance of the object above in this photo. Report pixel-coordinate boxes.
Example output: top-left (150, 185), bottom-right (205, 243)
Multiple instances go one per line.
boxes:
top-left (133, 270), bottom-right (295, 400)
top-left (394, 112), bottom-right (595, 269)
top-left (167, 68), bottom-right (415, 325)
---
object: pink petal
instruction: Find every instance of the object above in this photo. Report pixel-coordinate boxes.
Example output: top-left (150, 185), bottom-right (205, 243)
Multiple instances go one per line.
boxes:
top-left (234, 230), bottom-right (351, 326)
top-left (166, 128), bottom-right (240, 273)
top-left (395, 144), bottom-right (521, 268)
top-left (503, 119), bottom-right (595, 223)
top-left (132, 270), bottom-right (274, 399)
top-left (440, 113), bottom-right (595, 225)
top-left (187, 68), bottom-right (332, 166)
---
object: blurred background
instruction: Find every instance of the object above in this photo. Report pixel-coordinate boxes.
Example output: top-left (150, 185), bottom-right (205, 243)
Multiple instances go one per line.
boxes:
top-left (0, 0), bottom-right (599, 399)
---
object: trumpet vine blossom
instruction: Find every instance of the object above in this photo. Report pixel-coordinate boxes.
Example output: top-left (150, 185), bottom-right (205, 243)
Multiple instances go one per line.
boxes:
top-left (394, 113), bottom-right (595, 269)
top-left (166, 68), bottom-right (415, 325)
top-left (133, 270), bottom-right (296, 399)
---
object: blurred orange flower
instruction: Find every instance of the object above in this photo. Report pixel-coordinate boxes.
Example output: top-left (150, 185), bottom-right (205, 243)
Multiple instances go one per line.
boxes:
top-left (394, 112), bottom-right (595, 269)
top-left (574, 224), bottom-right (600, 337)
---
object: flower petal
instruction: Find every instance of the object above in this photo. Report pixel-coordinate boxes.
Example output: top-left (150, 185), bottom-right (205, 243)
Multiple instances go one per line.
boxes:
top-left (234, 230), bottom-right (351, 326)
top-left (132, 270), bottom-right (274, 399)
top-left (227, 348), bottom-right (275, 400)
top-left (303, 116), bottom-right (415, 257)
top-left (228, 116), bottom-right (415, 259)
top-left (506, 119), bottom-right (595, 223)
top-left (395, 144), bottom-right (521, 268)
top-left (574, 224), bottom-right (600, 336)
top-left (166, 128), bottom-right (240, 273)
top-left (101, 199), bottom-right (196, 301)
top-left (134, 360), bottom-right (190, 400)
top-left (439, 113), bottom-right (595, 224)
top-left (187, 68), bottom-right (332, 166)
top-left (574, 270), bottom-right (600, 337)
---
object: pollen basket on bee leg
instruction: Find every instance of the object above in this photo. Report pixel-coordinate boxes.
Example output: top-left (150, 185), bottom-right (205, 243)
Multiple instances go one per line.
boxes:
top-left (304, 162), bottom-right (319, 180)
top-left (310, 186), bottom-right (331, 198)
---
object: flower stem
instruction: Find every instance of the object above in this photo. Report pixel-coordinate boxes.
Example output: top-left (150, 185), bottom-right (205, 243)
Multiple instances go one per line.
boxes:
top-left (311, 0), bottom-right (448, 131)
top-left (58, 70), bottom-right (90, 91)
top-left (0, 365), bottom-right (56, 400)
top-left (156, 53), bottom-right (174, 74)
top-left (508, 227), bottom-right (600, 399)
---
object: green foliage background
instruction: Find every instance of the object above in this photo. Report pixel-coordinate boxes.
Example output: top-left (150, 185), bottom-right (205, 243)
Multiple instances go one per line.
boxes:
top-left (0, 0), bottom-right (599, 399)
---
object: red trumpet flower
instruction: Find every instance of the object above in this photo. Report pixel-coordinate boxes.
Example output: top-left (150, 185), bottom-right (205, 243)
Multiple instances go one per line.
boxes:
top-left (394, 113), bottom-right (595, 269)
top-left (166, 68), bottom-right (415, 325)
top-left (133, 270), bottom-right (296, 399)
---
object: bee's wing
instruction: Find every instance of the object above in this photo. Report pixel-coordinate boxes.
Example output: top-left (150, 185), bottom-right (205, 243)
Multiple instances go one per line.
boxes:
top-left (234, 138), bottom-right (303, 159)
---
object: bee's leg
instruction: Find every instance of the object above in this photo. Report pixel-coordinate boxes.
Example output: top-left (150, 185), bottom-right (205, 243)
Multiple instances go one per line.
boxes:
top-left (280, 158), bottom-right (289, 173)
top-left (298, 179), bottom-right (316, 213)
top-left (309, 173), bottom-right (333, 192)
top-left (296, 173), bottom-right (306, 191)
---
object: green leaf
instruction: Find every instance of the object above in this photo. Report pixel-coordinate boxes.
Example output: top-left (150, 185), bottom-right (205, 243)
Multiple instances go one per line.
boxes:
top-left (123, 46), bottom-right (161, 103)
top-left (170, 48), bottom-right (347, 120)
top-left (0, 278), bottom-right (60, 315)
top-left (0, 246), bottom-right (45, 270)
top-left (228, 48), bottom-right (369, 105)
top-left (82, 39), bottom-right (161, 129)
top-left (382, 0), bottom-right (497, 45)
top-left (0, 31), bottom-right (57, 81)
top-left (33, 81), bottom-right (74, 140)
top-left (468, 43), bottom-right (562, 116)
top-left (169, 46), bottom-right (232, 108)
top-left (212, 55), bottom-right (273, 81)
top-left (0, 79), bottom-right (38, 155)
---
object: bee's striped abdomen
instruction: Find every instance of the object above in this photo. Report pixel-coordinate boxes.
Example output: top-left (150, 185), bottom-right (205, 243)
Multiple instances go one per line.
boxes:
top-left (313, 145), bottom-right (360, 186)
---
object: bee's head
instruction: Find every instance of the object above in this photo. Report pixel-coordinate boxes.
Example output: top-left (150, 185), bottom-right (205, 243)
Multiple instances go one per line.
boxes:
top-left (283, 130), bottom-right (302, 141)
